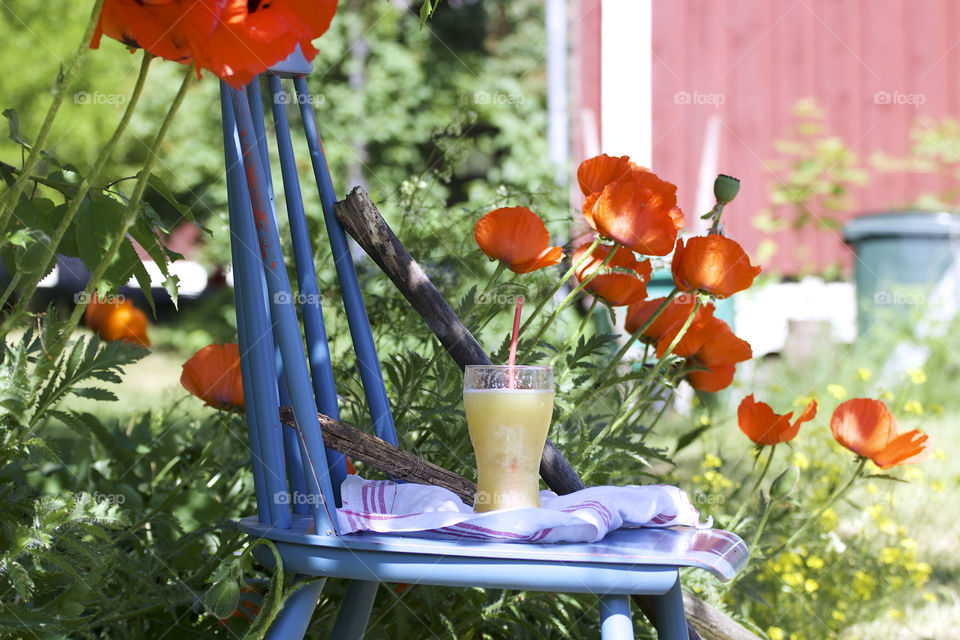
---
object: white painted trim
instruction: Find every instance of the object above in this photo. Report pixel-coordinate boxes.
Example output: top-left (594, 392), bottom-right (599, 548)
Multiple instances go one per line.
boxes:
top-left (601, 0), bottom-right (652, 167)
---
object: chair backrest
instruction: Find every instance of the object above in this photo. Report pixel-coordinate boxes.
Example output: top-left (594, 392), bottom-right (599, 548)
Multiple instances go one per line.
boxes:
top-left (220, 48), bottom-right (398, 537)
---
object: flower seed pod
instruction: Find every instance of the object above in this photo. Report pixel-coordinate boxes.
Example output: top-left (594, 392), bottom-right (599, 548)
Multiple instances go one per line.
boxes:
top-left (713, 174), bottom-right (741, 205)
top-left (770, 465), bottom-right (800, 500)
top-left (204, 579), bottom-right (240, 620)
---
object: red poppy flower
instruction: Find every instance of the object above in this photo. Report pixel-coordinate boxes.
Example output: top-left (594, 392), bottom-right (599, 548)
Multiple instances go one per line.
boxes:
top-left (738, 394), bottom-right (817, 446)
top-left (573, 243), bottom-right (651, 307)
top-left (686, 318), bottom-right (752, 392)
top-left (84, 294), bottom-right (150, 347)
top-left (576, 155), bottom-right (684, 257)
top-left (830, 399), bottom-right (930, 469)
top-left (475, 207), bottom-right (565, 274)
top-left (91, 0), bottom-right (338, 88)
top-left (671, 235), bottom-right (761, 298)
top-left (181, 343), bottom-right (245, 409)
top-left (624, 296), bottom-right (714, 358)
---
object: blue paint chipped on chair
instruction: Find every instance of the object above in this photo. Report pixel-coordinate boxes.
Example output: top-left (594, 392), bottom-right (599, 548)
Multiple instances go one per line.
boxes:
top-left (220, 46), bottom-right (748, 640)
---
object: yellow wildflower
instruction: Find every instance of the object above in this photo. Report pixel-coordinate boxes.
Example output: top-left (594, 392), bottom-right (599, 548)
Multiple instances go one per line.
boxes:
top-left (703, 453), bottom-right (722, 470)
top-left (806, 556), bottom-right (825, 570)
top-left (832, 610), bottom-right (846, 622)
top-left (820, 507), bottom-right (838, 528)
top-left (768, 627), bottom-right (785, 640)
top-left (857, 367), bottom-right (871, 381)
top-left (934, 448), bottom-right (946, 461)
top-left (904, 467), bottom-right (923, 482)
top-left (793, 395), bottom-right (816, 409)
top-left (791, 451), bottom-right (810, 471)
top-left (880, 547), bottom-right (900, 564)
top-left (804, 578), bottom-right (819, 593)
top-left (900, 538), bottom-right (917, 552)
top-left (880, 389), bottom-right (894, 402)
top-left (853, 570), bottom-right (875, 599)
top-left (906, 367), bottom-right (927, 385)
top-left (923, 591), bottom-right (936, 603)
top-left (931, 480), bottom-right (944, 493)
top-left (887, 609), bottom-right (904, 620)
top-left (783, 572), bottom-right (804, 588)
top-left (904, 399), bottom-right (923, 415)
top-left (827, 384), bottom-right (847, 399)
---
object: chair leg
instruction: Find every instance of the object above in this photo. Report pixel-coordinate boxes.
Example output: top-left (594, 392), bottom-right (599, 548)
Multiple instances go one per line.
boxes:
top-left (599, 594), bottom-right (634, 640)
top-left (329, 580), bottom-right (379, 640)
top-left (653, 578), bottom-right (687, 640)
top-left (265, 577), bottom-right (326, 640)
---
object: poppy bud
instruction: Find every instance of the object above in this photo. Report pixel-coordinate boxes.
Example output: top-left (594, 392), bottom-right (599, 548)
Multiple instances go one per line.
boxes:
top-left (204, 578), bottom-right (240, 620)
top-left (770, 465), bottom-right (800, 500)
top-left (713, 174), bottom-right (740, 205)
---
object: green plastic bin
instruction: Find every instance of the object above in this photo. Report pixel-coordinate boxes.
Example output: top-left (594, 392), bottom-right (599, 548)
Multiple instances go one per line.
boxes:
top-left (843, 211), bottom-right (960, 334)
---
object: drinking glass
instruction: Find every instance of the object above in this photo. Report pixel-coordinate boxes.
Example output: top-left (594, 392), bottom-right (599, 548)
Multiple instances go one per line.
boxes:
top-left (463, 365), bottom-right (554, 512)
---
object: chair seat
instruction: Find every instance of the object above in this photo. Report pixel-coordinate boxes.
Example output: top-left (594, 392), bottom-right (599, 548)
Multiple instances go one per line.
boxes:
top-left (239, 514), bottom-right (747, 595)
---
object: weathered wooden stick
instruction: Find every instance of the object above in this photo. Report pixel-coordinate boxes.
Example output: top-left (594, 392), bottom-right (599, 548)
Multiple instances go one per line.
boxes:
top-left (334, 187), bottom-right (586, 496)
top-left (279, 406), bottom-right (477, 504)
top-left (333, 187), bottom-right (756, 640)
top-left (682, 593), bottom-right (758, 640)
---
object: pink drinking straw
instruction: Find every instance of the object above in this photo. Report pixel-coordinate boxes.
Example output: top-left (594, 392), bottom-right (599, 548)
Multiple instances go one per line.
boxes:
top-left (507, 296), bottom-right (524, 388)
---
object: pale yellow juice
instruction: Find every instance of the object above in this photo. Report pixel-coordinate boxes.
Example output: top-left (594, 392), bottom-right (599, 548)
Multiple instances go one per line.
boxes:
top-left (463, 389), bottom-right (554, 512)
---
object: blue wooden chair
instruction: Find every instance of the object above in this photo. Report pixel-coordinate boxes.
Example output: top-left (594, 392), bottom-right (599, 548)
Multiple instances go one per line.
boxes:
top-left (220, 49), bottom-right (747, 640)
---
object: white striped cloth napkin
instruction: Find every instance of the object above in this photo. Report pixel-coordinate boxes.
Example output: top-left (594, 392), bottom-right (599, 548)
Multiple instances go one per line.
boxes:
top-left (336, 475), bottom-right (710, 544)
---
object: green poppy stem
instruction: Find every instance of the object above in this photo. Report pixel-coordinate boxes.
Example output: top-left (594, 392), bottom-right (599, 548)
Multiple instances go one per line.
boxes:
top-left (48, 68), bottom-right (194, 360)
top-left (521, 242), bottom-right (618, 361)
top-left (727, 446), bottom-right (777, 532)
top-left (0, 52), bottom-right (154, 340)
top-left (767, 456), bottom-right (867, 558)
top-left (463, 261), bottom-right (505, 316)
top-left (549, 295), bottom-right (599, 367)
top-left (580, 296), bottom-right (699, 463)
top-left (517, 237), bottom-right (599, 337)
top-left (0, 0), bottom-right (106, 233)
top-left (575, 288), bottom-right (679, 404)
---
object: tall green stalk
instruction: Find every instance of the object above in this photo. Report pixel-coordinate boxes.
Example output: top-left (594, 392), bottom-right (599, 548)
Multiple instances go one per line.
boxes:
top-left (48, 68), bottom-right (195, 362)
top-left (520, 242), bottom-right (620, 361)
top-left (0, 53), bottom-right (154, 340)
top-left (0, 0), bottom-right (106, 232)
top-left (728, 446), bottom-right (777, 531)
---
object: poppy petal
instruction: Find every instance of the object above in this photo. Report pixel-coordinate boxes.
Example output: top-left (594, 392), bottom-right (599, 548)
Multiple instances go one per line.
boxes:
top-left (872, 430), bottom-right (931, 469)
top-left (475, 206), bottom-right (551, 266)
top-left (512, 245), bottom-right (565, 274)
top-left (830, 398), bottom-right (896, 459)
top-left (573, 243), bottom-right (651, 306)
top-left (592, 177), bottom-right (682, 256)
top-left (576, 154), bottom-right (633, 196)
top-left (737, 394), bottom-right (795, 446)
top-left (671, 235), bottom-right (761, 298)
top-left (688, 363), bottom-right (736, 392)
top-left (181, 343), bottom-right (245, 408)
top-left (694, 319), bottom-right (752, 366)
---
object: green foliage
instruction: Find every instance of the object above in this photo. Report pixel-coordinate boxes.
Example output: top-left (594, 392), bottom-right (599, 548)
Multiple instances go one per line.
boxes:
top-left (753, 99), bottom-right (869, 277)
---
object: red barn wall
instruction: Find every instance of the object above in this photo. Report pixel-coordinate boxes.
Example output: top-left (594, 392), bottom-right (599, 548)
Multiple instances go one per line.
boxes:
top-left (646, 0), bottom-right (960, 276)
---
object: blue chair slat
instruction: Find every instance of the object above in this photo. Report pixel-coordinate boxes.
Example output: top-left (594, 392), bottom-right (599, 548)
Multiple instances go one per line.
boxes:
top-left (220, 55), bottom-right (749, 637)
top-left (277, 381), bottom-right (311, 516)
top-left (221, 83), bottom-right (290, 529)
top-left (266, 73), bottom-right (348, 494)
top-left (244, 79), bottom-right (314, 516)
top-left (226, 82), bottom-right (339, 535)
top-left (293, 75), bottom-right (399, 448)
